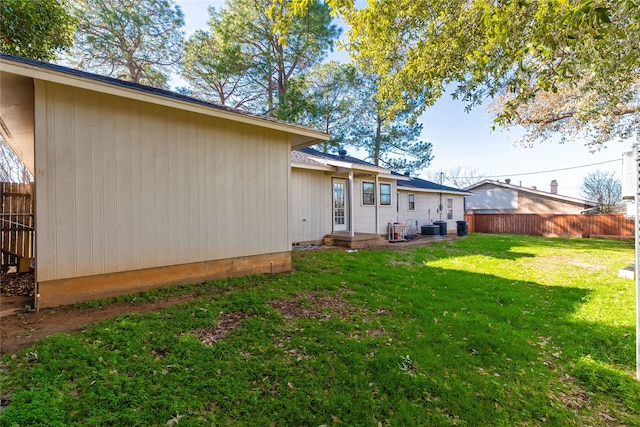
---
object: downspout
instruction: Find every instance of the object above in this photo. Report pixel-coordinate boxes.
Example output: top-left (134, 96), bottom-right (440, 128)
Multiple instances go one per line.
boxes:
top-left (375, 175), bottom-right (379, 234)
top-left (348, 171), bottom-right (355, 237)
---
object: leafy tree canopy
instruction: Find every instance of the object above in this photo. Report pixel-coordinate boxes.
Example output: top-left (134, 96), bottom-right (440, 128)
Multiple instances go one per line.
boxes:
top-left (67, 0), bottom-right (184, 88)
top-left (346, 70), bottom-right (433, 173)
top-left (303, 61), bottom-right (358, 152)
top-left (0, 0), bottom-right (76, 61)
top-left (284, 0), bottom-right (639, 147)
top-left (183, 0), bottom-right (339, 119)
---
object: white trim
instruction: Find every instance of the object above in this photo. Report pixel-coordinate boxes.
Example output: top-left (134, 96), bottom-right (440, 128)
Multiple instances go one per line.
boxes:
top-left (291, 162), bottom-right (335, 172)
top-left (397, 187), bottom-right (473, 196)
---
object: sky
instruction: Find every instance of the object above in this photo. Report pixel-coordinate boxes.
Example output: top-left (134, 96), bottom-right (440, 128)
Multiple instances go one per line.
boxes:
top-left (175, 0), bottom-right (630, 199)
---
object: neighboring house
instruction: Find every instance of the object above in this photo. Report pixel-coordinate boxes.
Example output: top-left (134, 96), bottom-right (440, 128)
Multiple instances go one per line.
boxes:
top-left (291, 147), bottom-right (471, 244)
top-left (395, 173), bottom-right (472, 235)
top-left (465, 179), bottom-right (597, 214)
top-left (0, 54), bottom-right (327, 308)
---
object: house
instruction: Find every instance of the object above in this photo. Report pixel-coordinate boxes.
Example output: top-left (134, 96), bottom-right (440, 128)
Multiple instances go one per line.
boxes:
top-left (291, 147), bottom-right (399, 245)
top-left (291, 147), bottom-right (471, 245)
top-left (395, 173), bottom-right (472, 235)
top-left (0, 54), bottom-right (328, 308)
top-left (464, 179), bottom-right (597, 214)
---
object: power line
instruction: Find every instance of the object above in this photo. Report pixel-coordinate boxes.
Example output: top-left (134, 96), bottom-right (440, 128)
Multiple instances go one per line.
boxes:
top-left (456, 159), bottom-right (621, 179)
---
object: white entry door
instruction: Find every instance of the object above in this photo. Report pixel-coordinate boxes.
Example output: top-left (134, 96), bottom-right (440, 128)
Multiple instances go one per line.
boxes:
top-left (332, 178), bottom-right (348, 232)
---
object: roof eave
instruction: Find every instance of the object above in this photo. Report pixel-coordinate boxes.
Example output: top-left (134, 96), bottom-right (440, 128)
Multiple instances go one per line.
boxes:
top-left (1, 55), bottom-right (329, 146)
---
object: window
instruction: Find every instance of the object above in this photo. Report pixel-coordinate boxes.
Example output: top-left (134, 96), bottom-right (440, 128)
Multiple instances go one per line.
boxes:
top-left (362, 182), bottom-right (375, 205)
top-left (380, 183), bottom-right (391, 205)
top-left (447, 197), bottom-right (453, 220)
top-left (408, 194), bottom-right (415, 211)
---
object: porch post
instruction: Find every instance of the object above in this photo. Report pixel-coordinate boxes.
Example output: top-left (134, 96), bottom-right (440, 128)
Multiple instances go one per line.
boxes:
top-left (635, 143), bottom-right (640, 380)
top-left (375, 174), bottom-right (379, 235)
top-left (349, 171), bottom-right (355, 238)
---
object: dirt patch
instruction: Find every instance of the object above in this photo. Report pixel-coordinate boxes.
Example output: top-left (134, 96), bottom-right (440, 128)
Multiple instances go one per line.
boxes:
top-left (193, 311), bottom-right (255, 346)
top-left (269, 291), bottom-right (358, 319)
top-left (0, 294), bottom-right (198, 354)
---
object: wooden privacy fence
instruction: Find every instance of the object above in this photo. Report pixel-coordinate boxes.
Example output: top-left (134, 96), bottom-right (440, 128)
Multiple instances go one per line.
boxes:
top-left (464, 213), bottom-right (635, 238)
top-left (1, 181), bottom-right (35, 271)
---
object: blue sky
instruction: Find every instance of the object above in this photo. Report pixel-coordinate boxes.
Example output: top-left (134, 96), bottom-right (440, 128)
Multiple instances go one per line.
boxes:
top-left (175, 0), bottom-right (628, 198)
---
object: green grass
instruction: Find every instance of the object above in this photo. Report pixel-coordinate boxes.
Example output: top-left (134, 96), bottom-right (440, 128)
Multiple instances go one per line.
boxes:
top-left (1, 234), bottom-right (639, 426)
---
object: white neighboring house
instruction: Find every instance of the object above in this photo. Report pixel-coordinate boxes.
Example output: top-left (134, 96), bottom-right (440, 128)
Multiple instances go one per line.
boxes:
top-left (395, 173), bottom-right (472, 235)
top-left (291, 148), bottom-right (472, 244)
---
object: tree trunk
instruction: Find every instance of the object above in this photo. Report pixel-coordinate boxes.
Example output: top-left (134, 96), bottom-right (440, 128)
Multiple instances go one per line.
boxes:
top-left (373, 113), bottom-right (382, 166)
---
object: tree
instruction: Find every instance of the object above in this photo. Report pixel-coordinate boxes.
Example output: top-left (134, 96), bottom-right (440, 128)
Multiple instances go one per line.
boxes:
top-left (0, 137), bottom-right (31, 183)
top-left (286, 0), bottom-right (639, 147)
top-left (425, 165), bottom-right (486, 189)
top-left (489, 78), bottom-right (640, 150)
top-left (66, 0), bottom-right (184, 88)
top-left (182, 26), bottom-right (262, 110)
top-left (0, 0), bottom-right (76, 61)
top-left (182, 0), bottom-right (339, 119)
top-left (580, 170), bottom-right (622, 213)
top-left (346, 71), bottom-right (433, 173)
top-left (304, 61), bottom-right (358, 152)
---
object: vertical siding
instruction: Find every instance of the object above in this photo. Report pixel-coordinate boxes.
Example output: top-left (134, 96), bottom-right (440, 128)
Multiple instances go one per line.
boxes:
top-left (291, 168), bottom-right (332, 242)
top-left (352, 177), bottom-right (376, 233)
top-left (397, 191), bottom-right (466, 232)
top-left (35, 81), bottom-right (291, 282)
top-left (377, 179), bottom-right (397, 233)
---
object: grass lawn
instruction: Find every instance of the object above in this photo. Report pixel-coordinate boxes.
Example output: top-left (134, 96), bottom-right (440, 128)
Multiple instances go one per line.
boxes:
top-left (1, 234), bottom-right (639, 426)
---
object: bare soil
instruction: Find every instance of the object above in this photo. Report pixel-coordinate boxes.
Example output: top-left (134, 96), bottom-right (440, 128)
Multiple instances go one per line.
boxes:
top-left (0, 294), bottom-right (198, 354)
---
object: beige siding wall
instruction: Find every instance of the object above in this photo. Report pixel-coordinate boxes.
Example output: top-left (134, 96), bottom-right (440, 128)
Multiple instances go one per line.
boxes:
top-left (291, 168), bottom-right (332, 243)
top-left (352, 177), bottom-right (375, 233)
top-left (397, 191), bottom-right (466, 232)
top-left (352, 177), bottom-right (397, 234)
top-left (34, 80), bottom-right (291, 282)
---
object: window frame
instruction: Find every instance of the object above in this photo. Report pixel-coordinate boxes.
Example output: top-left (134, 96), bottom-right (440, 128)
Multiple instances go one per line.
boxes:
top-left (380, 183), bottom-right (391, 205)
top-left (362, 181), bottom-right (375, 206)
top-left (408, 194), bottom-right (415, 211)
top-left (446, 197), bottom-right (454, 220)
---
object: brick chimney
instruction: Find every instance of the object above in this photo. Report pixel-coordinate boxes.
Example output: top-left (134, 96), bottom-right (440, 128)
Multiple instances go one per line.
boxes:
top-left (550, 180), bottom-right (558, 194)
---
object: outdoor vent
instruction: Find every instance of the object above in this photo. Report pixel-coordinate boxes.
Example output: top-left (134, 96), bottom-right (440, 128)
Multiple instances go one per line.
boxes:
top-left (338, 149), bottom-right (347, 159)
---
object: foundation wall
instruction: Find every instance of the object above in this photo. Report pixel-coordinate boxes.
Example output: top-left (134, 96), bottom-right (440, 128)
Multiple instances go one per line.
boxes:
top-left (36, 251), bottom-right (290, 308)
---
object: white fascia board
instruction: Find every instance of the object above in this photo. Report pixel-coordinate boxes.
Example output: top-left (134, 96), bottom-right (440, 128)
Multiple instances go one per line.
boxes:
top-left (291, 162), bottom-right (335, 172)
top-left (398, 187), bottom-right (473, 196)
top-left (383, 174), bottom-right (410, 181)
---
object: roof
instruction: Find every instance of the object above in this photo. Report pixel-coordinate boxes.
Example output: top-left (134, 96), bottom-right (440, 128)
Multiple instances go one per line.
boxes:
top-left (292, 148), bottom-right (473, 193)
top-left (465, 179), bottom-right (597, 206)
top-left (291, 147), bottom-right (399, 177)
top-left (0, 54), bottom-right (328, 149)
top-left (393, 172), bottom-right (472, 195)
top-left (296, 147), bottom-right (380, 168)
